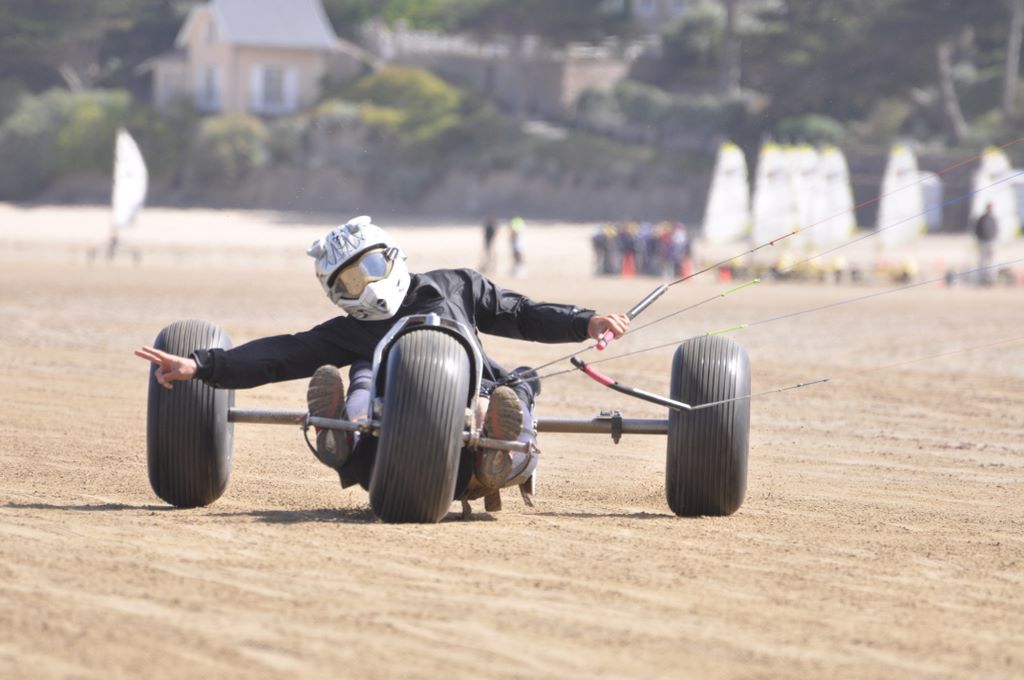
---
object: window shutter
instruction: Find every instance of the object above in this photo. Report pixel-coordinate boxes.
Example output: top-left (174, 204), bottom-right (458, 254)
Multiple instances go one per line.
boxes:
top-left (250, 65), bottom-right (264, 112)
top-left (284, 68), bottom-right (299, 112)
top-left (195, 64), bottom-right (220, 111)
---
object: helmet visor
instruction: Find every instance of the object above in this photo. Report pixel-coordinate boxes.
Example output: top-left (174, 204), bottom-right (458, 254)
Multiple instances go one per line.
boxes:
top-left (331, 248), bottom-right (395, 298)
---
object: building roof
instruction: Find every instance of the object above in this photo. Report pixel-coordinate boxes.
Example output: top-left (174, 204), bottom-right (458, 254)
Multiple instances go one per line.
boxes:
top-left (177, 0), bottom-right (339, 51)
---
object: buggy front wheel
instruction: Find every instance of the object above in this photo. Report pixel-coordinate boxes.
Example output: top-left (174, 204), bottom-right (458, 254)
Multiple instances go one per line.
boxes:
top-left (369, 329), bottom-right (472, 523)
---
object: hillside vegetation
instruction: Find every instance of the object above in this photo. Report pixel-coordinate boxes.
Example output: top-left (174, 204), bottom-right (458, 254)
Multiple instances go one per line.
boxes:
top-left (0, 0), bottom-right (1021, 221)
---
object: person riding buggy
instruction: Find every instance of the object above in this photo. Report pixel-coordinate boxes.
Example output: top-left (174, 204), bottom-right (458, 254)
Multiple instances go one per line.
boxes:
top-left (135, 216), bottom-right (630, 509)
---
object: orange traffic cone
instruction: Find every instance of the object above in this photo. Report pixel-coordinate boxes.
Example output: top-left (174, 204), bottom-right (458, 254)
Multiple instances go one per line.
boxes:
top-left (680, 257), bottom-right (693, 279)
top-left (621, 253), bottom-right (635, 278)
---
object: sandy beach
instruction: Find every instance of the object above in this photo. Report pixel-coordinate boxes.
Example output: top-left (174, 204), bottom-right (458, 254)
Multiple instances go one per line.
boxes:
top-left (1, 203), bottom-right (1022, 679)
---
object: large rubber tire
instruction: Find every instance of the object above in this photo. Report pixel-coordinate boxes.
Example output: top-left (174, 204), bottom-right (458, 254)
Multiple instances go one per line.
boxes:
top-left (369, 330), bottom-right (471, 523)
top-left (666, 335), bottom-right (750, 516)
top-left (147, 319), bottom-right (234, 508)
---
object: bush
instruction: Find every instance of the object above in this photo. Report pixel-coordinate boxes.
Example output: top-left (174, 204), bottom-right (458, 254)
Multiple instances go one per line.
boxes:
top-left (848, 97), bottom-right (911, 146)
top-left (575, 88), bottom-right (623, 127)
top-left (56, 90), bottom-right (133, 175)
top-left (614, 80), bottom-right (674, 127)
top-left (432, 107), bottom-right (520, 169)
top-left (268, 116), bottom-right (310, 163)
top-left (186, 115), bottom-right (269, 187)
top-left (577, 81), bottom-right (750, 148)
top-left (0, 78), bottom-right (28, 122)
top-left (343, 65), bottom-right (461, 124)
top-left (538, 131), bottom-right (652, 179)
top-left (341, 65), bottom-right (463, 147)
top-left (358, 103), bottom-right (409, 139)
top-left (967, 109), bottom-right (1015, 148)
top-left (661, 5), bottom-right (724, 70)
top-left (0, 89), bottom-right (76, 199)
top-left (0, 87), bottom-right (194, 199)
top-left (128, 103), bottom-right (199, 183)
top-left (775, 114), bottom-right (846, 145)
top-left (659, 95), bottom-right (748, 141)
top-left (312, 99), bottom-right (361, 132)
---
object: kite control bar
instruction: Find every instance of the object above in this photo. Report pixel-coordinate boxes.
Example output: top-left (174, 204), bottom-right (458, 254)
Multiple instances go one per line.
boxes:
top-left (595, 283), bottom-right (669, 350)
top-left (570, 357), bottom-right (695, 411)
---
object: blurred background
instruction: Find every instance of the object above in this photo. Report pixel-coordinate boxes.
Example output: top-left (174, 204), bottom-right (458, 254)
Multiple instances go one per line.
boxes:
top-left (1, 0), bottom-right (1022, 232)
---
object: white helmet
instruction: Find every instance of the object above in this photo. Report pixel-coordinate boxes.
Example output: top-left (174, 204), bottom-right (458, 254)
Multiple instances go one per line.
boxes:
top-left (307, 216), bottom-right (411, 320)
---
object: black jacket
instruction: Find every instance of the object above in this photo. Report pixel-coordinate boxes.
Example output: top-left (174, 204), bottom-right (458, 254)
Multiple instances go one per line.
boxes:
top-left (974, 212), bottom-right (998, 242)
top-left (192, 268), bottom-right (595, 390)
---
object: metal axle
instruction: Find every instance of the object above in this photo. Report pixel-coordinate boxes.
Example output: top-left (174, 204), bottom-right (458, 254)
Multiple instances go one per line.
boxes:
top-left (227, 407), bottom-right (669, 437)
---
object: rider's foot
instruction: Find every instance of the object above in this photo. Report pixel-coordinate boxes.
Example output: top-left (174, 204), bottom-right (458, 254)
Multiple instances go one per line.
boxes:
top-left (476, 386), bottom-right (523, 488)
top-left (306, 365), bottom-right (352, 470)
top-left (484, 385), bottom-right (523, 441)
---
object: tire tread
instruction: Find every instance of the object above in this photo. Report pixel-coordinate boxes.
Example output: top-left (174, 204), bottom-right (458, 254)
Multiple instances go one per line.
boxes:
top-left (666, 335), bottom-right (750, 516)
top-left (370, 330), bottom-right (470, 523)
top-left (147, 320), bottom-right (233, 508)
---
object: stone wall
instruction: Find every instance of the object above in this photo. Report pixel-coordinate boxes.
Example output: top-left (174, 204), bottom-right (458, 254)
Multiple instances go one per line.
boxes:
top-left (362, 24), bottom-right (635, 118)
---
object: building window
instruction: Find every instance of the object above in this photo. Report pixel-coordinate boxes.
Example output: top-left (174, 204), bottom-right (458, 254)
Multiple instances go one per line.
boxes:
top-left (198, 64), bottom-right (219, 111)
top-left (250, 65), bottom-right (296, 114)
top-left (263, 66), bottom-right (284, 107)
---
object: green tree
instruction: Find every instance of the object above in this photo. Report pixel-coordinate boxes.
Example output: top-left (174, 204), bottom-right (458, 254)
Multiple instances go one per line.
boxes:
top-left (0, 0), bottom-right (147, 89)
top-left (1003, 0), bottom-right (1024, 118)
top-left (740, 0), bottom-right (1009, 144)
top-left (454, 0), bottom-right (634, 45)
top-left (379, 0), bottom-right (490, 31)
top-left (97, 1), bottom-right (184, 89)
top-left (321, 0), bottom-right (489, 36)
top-left (321, 0), bottom-right (381, 40)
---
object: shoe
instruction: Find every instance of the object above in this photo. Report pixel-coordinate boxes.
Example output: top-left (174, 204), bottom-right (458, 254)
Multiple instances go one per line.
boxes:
top-left (476, 386), bottom-right (524, 488)
top-left (483, 385), bottom-right (523, 442)
top-left (306, 365), bottom-right (352, 469)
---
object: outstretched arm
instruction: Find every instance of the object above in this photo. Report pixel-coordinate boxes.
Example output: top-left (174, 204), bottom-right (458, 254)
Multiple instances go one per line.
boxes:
top-left (134, 346), bottom-right (197, 389)
top-left (587, 313), bottom-right (630, 342)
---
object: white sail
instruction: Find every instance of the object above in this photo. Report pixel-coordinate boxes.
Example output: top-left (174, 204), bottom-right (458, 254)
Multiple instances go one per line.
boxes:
top-left (875, 144), bottom-right (926, 250)
top-left (112, 128), bottom-right (148, 229)
top-left (818, 145), bottom-right (857, 248)
top-left (1014, 172), bottom-right (1024, 228)
top-left (701, 141), bottom-right (750, 246)
top-left (790, 144), bottom-right (829, 250)
top-left (750, 141), bottom-right (799, 248)
top-left (919, 171), bottom-right (943, 233)
top-left (969, 147), bottom-right (1021, 243)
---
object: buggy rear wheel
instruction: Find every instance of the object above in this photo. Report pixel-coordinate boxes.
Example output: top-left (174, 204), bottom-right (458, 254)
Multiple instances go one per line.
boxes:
top-left (369, 329), bottom-right (471, 523)
top-left (666, 335), bottom-right (750, 516)
top-left (146, 319), bottom-right (234, 508)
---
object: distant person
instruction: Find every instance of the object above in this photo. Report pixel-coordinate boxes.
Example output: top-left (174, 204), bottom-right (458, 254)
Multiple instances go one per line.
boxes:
top-left (973, 202), bottom-right (998, 286)
top-left (509, 216), bottom-right (526, 277)
top-left (106, 229), bottom-right (120, 261)
top-left (639, 221), bottom-right (661, 276)
top-left (480, 216), bottom-right (497, 274)
top-left (616, 222), bottom-right (638, 277)
top-left (591, 223), bottom-right (620, 275)
top-left (666, 222), bottom-right (690, 277)
top-left (591, 224), bottom-right (608, 275)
